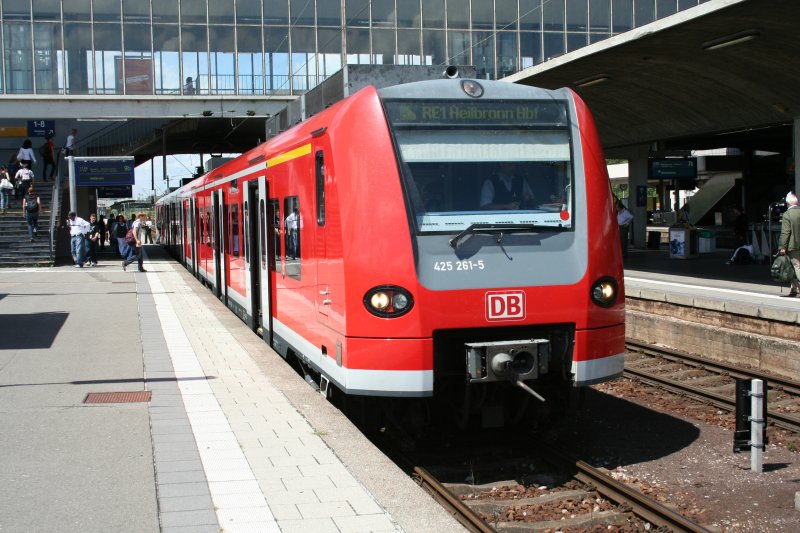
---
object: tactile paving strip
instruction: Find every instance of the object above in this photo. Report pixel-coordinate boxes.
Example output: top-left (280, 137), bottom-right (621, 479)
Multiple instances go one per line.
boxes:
top-left (84, 391), bottom-right (152, 404)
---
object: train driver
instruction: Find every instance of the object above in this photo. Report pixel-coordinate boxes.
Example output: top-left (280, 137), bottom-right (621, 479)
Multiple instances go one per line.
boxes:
top-left (479, 162), bottom-right (533, 210)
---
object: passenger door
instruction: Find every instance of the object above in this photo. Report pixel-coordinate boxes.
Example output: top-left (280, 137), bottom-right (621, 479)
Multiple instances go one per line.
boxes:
top-left (314, 150), bottom-right (330, 321)
top-left (212, 189), bottom-right (227, 302)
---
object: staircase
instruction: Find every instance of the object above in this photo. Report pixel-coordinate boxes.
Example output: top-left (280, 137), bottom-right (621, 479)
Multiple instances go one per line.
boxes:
top-left (0, 181), bottom-right (58, 267)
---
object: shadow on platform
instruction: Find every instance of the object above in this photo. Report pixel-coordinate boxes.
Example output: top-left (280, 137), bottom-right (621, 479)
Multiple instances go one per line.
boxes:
top-left (0, 312), bottom-right (68, 349)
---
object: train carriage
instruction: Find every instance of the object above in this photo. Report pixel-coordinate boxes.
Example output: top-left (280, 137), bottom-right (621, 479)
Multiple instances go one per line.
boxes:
top-left (157, 76), bottom-right (625, 426)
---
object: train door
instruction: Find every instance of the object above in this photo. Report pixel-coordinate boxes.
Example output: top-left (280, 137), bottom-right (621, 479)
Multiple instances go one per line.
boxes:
top-left (314, 150), bottom-right (330, 321)
top-left (243, 180), bottom-right (257, 330)
top-left (212, 189), bottom-right (227, 301)
top-left (256, 176), bottom-right (272, 343)
top-left (189, 198), bottom-right (198, 275)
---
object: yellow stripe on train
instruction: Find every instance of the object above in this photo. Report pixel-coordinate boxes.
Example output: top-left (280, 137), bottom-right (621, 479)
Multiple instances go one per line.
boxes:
top-left (266, 143), bottom-right (312, 168)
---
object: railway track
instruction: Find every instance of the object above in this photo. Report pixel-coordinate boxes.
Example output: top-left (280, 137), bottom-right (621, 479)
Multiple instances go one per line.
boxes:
top-left (624, 340), bottom-right (800, 433)
top-left (406, 446), bottom-right (710, 532)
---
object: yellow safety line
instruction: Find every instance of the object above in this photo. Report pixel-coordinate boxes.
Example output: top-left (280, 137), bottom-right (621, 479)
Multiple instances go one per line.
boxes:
top-left (266, 143), bottom-right (312, 168)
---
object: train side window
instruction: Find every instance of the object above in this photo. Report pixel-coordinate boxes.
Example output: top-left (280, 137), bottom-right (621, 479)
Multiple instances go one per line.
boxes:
top-left (283, 196), bottom-right (300, 281)
top-left (223, 202), bottom-right (229, 255)
top-left (232, 203), bottom-right (240, 257)
top-left (315, 151), bottom-right (325, 226)
top-left (270, 199), bottom-right (281, 274)
top-left (259, 199), bottom-right (267, 270)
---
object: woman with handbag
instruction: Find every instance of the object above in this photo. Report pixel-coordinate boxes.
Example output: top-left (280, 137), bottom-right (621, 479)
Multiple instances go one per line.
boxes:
top-left (16, 139), bottom-right (37, 169)
top-left (0, 166), bottom-right (13, 210)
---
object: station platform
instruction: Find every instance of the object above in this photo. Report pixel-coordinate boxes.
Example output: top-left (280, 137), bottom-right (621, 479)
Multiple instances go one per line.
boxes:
top-left (0, 246), bottom-right (462, 533)
top-left (622, 247), bottom-right (799, 323)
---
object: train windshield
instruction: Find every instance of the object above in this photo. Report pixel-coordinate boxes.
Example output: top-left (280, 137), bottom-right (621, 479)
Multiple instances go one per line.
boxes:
top-left (384, 99), bottom-right (573, 233)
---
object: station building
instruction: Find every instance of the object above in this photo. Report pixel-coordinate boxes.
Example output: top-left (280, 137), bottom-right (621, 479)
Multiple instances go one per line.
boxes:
top-left (0, 0), bottom-right (796, 263)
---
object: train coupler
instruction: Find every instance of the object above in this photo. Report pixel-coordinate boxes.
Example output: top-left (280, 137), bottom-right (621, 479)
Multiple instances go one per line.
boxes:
top-left (465, 339), bottom-right (550, 402)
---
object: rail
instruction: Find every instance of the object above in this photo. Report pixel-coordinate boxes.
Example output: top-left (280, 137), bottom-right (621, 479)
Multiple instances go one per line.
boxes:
top-left (412, 467), bottom-right (494, 533)
top-left (625, 340), bottom-right (800, 433)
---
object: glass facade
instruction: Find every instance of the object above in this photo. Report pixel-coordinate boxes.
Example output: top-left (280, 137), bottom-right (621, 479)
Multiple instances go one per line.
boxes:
top-left (0, 0), bottom-right (708, 96)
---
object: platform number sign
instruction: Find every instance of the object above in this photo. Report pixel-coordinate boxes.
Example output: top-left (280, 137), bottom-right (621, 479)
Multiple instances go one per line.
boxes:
top-left (28, 120), bottom-right (55, 138)
top-left (485, 291), bottom-right (526, 322)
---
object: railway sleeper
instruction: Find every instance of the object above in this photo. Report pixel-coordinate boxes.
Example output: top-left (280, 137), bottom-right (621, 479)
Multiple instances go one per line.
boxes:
top-left (460, 488), bottom-right (591, 514)
top-left (492, 510), bottom-right (628, 532)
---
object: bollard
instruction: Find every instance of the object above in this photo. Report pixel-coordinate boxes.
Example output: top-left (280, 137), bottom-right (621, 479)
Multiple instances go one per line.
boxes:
top-left (750, 379), bottom-right (764, 473)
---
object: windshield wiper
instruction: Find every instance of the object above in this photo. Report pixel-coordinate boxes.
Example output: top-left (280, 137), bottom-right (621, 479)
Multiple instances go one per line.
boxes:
top-left (448, 223), bottom-right (543, 249)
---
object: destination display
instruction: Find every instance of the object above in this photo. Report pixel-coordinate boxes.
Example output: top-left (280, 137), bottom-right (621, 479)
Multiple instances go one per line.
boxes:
top-left (75, 159), bottom-right (135, 187)
top-left (384, 100), bottom-right (567, 126)
top-left (97, 186), bottom-right (133, 198)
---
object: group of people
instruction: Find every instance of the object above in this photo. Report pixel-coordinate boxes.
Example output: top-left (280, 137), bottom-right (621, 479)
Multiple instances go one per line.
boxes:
top-left (66, 212), bottom-right (152, 271)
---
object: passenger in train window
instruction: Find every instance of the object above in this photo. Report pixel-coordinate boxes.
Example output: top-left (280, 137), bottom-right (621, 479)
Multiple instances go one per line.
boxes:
top-left (778, 192), bottom-right (800, 297)
top-left (479, 162), bottom-right (533, 210)
top-left (285, 208), bottom-right (300, 259)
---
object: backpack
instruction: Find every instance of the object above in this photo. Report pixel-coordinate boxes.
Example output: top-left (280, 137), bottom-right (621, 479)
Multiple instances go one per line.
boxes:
top-left (125, 227), bottom-right (136, 244)
top-left (25, 195), bottom-right (39, 213)
top-left (770, 253), bottom-right (797, 283)
top-left (38, 143), bottom-right (48, 157)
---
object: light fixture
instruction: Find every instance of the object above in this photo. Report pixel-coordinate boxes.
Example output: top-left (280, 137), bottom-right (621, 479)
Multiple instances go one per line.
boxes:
top-left (701, 29), bottom-right (759, 51)
top-left (246, 110), bottom-right (256, 116)
top-left (202, 110), bottom-right (213, 117)
top-left (573, 74), bottom-right (609, 88)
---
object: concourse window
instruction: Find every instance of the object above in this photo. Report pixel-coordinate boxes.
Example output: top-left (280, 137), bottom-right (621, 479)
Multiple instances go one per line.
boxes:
top-left (153, 25), bottom-right (180, 94)
top-left (238, 26), bottom-right (264, 95)
top-left (265, 27), bottom-right (289, 94)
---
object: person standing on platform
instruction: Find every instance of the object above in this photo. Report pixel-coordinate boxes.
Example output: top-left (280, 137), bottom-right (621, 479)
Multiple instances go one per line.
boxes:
top-left (86, 213), bottom-right (101, 267)
top-left (122, 213), bottom-right (147, 272)
top-left (778, 192), bottom-right (800, 297)
top-left (616, 200), bottom-right (634, 258)
top-left (21, 186), bottom-right (40, 242)
top-left (67, 211), bottom-right (90, 268)
top-left (732, 205), bottom-right (748, 247)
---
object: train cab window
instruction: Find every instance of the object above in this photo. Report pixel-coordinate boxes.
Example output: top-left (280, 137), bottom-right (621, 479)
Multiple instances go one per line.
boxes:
top-left (283, 196), bottom-right (300, 281)
top-left (270, 199), bottom-right (282, 274)
top-left (231, 203), bottom-right (240, 257)
top-left (383, 99), bottom-right (574, 234)
top-left (315, 151), bottom-right (325, 226)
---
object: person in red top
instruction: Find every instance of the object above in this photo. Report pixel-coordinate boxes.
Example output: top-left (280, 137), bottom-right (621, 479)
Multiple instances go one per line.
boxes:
top-left (41, 134), bottom-right (56, 181)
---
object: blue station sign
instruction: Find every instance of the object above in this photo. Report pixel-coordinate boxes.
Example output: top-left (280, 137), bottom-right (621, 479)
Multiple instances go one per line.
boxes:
top-left (27, 120), bottom-right (55, 138)
top-left (75, 159), bottom-right (135, 187)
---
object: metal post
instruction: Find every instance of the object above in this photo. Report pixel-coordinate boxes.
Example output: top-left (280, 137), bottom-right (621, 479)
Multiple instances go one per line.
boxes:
top-left (68, 156), bottom-right (76, 213)
top-left (750, 379), bottom-right (764, 473)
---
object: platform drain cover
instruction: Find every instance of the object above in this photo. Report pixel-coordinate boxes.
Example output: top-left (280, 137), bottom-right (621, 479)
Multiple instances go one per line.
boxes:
top-left (84, 391), bottom-right (152, 404)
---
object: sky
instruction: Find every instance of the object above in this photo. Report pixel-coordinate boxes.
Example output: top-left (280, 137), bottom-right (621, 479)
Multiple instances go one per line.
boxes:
top-left (131, 153), bottom-right (239, 200)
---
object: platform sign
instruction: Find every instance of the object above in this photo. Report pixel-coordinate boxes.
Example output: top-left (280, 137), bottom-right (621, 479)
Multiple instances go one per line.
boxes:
top-left (27, 120), bottom-right (55, 138)
top-left (97, 186), bottom-right (133, 199)
top-left (75, 159), bottom-right (135, 187)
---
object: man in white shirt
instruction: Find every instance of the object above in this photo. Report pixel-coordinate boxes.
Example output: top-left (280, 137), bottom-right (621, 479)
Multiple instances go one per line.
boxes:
top-left (285, 208), bottom-right (299, 259)
top-left (67, 211), bottom-right (90, 268)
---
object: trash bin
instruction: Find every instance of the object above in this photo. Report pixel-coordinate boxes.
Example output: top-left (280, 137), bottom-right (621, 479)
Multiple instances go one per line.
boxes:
top-left (697, 229), bottom-right (716, 253)
top-left (647, 231), bottom-right (661, 249)
top-left (669, 227), bottom-right (691, 259)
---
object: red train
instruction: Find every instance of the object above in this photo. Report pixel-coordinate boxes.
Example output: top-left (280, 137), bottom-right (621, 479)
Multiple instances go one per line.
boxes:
top-left (157, 76), bottom-right (625, 427)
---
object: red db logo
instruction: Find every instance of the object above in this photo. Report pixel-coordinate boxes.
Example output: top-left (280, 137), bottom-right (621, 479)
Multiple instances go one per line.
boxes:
top-left (486, 291), bottom-right (526, 321)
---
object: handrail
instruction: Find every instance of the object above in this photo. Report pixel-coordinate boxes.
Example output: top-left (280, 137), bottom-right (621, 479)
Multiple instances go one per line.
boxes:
top-left (48, 157), bottom-right (63, 264)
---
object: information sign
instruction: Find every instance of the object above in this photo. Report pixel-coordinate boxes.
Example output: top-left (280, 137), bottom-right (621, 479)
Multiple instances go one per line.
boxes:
top-left (75, 159), bottom-right (135, 187)
top-left (27, 120), bottom-right (55, 138)
top-left (97, 186), bottom-right (133, 199)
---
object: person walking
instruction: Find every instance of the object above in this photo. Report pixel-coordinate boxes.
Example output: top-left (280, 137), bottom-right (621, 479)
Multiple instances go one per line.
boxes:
top-left (0, 166), bottom-right (13, 210)
top-left (16, 139), bottom-right (36, 169)
top-left (778, 192), bottom-right (800, 297)
top-left (67, 211), bottom-right (90, 268)
top-left (122, 213), bottom-right (147, 272)
top-left (41, 134), bottom-right (56, 181)
top-left (64, 128), bottom-right (77, 156)
top-left (14, 161), bottom-right (34, 200)
top-left (21, 186), bottom-right (40, 242)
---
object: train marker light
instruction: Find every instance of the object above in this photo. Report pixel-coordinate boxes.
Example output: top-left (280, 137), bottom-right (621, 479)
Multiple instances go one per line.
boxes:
top-left (461, 80), bottom-right (484, 98)
top-left (591, 277), bottom-right (618, 307)
top-left (364, 286), bottom-right (414, 318)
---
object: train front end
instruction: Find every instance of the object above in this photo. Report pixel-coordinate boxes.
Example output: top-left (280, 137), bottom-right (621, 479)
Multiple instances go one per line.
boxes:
top-left (365, 79), bottom-right (624, 421)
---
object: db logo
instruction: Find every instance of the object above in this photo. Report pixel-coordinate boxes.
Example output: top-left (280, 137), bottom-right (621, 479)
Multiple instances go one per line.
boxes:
top-left (485, 291), bottom-right (526, 321)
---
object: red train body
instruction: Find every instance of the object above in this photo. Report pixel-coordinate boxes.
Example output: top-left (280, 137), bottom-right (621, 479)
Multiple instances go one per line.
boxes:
top-left (157, 78), bottom-right (625, 417)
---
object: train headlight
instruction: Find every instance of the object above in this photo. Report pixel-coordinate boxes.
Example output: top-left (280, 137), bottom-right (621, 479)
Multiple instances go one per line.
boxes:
top-left (590, 277), bottom-right (618, 307)
top-left (364, 286), bottom-right (414, 318)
